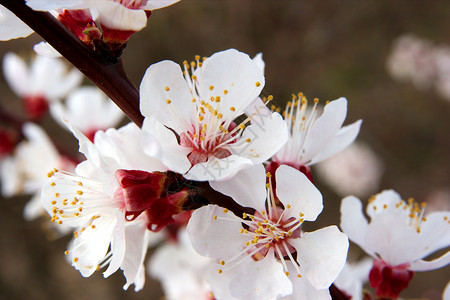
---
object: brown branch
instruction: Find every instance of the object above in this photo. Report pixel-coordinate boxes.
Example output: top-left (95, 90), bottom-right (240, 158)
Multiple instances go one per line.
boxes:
top-left (1, 0), bottom-right (144, 127)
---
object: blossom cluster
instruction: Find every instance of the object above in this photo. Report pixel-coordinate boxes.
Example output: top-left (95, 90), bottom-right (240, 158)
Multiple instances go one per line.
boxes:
top-left (0, 2), bottom-right (449, 300)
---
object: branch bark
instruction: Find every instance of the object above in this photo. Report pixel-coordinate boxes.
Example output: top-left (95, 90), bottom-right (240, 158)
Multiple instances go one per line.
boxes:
top-left (1, 0), bottom-right (144, 127)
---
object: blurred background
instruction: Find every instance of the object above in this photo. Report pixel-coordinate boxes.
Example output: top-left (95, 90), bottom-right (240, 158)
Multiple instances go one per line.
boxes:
top-left (0, 0), bottom-right (449, 299)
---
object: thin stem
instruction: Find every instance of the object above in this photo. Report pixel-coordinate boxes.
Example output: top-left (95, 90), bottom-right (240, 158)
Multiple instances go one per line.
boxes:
top-left (1, 0), bottom-right (144, 127)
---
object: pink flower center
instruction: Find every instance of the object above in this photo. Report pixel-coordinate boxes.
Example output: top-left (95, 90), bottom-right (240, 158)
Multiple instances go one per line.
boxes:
top-left (369, 259), bottom-right (414, 299)
top-left (179, 122), bottom-right (236, 166)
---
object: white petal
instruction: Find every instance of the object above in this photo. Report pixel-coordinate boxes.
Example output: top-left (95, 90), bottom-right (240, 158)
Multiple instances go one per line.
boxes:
top-left (209, 164), bottom-right (267, 212)
top-left (121, 219), bottom-right (150, 291)
top-left (2, 52), bottom-right (29, 97)
top-left (302, 97), bottom-right (348, 163)
top-left (366, 189), bottom-right (404, 219)
top-left (229, 252), bottom-right (293, 300)
top-left (143, 0), bottom-right (181, 10)
top-left (252, 53), bottom-right (265, 73)
top-left (238, 112), bottom-right (289, 164)
top-left (103, 211), bottom-right (126, 277)
top-left (70, 215), bottom-right (118, 277)
top-left (26, 0), bottom-right (87, 10)
top-left (0, 156), bottom-right (21, 197)
top-left (95, 2), bottom-right (147, 31)
top-left (291, 226), bottom-right (349, 289)
top-left (184, 154), bottom-right (253, 182)
top-left (281, 264), bottom-right (331, 300)
top-left (140, 60), bottom-right (192, 132)
top-left (410, 251), bottom-right (450, 271)
top-left (195, 49), bottom-right (265, 121)
top-left (0, 5), bottom-right (33, 41)
top-left (340, 196), bottom-right (373, 257)
top-left (141, 116), bottom-right (191, 174)
top-left (308, 119), bottom-right (362, 165)
top-left (23, 193), bottom-right (45, 221)
top-left (414, 211), bottom-right (450, 260)
top-left (364, 213), bottom-right (419, 265)
top-left (276, 165), bottom-right (323, 221)
top-left (95, 123), bottom-right (167, 172)
top-left (33, 41), bottom-right (61, 57)
top-left (186, 205), bottom-right (248, 261)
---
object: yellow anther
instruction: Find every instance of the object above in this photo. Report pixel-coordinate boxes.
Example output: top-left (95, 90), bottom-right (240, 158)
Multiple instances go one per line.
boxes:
top-left (373, 206), bottom-right (377, 211)
top-left (297, 274), bottom-right (302, 278)
top-left (47, 171), bottom-right (54, 177)
top-left (314, 98), bottom-right (319, 103)
top-left (230, 106), bottom-right (236, 112)
top-left (239, 124), bottom-right (245, 130)
top-left (285, 272), bottom-right (290, 276)
top-left (209, 85), bottom-right (214, 91)
top-left (243, 213), bottom-right (247, 219)
top-left (383, 204), bottom-right (387, 209)
top-left (55, 193), bottom-right (60, 198)
top-left (195, 55), bottom-right (200, 60)
top-left (58, 220), bottom-right (62, 224)
top-left (246, 138), bottom-right (251, 142)
top-left (215, 96), bottom-right (221, 102)
top-left (165, 86), bottom-right (170, 91)
top-left (64, 250), bottom-right (69, 255)
top-left (217, 113), bottom-right (223, 119)
top-left (213, 215), bottom-right (218, 220)
top-left (224, 90), bottom-right (228, 95)
top-left (166, 99), bottom-right (171, 104)
top-left (192, 75), bottom-right (197, 80)
top-left (91, 225), bottom-right (96, 229)
top-left (74, 257), bottom-right (79, 263)
top-left (218, 269), bottom-right (222, 274)
top-left (286, 204), bottom-right (291, 209)
top-left (266, 172), bottom-right (272, 178)
top-left (190, 61), bottom-right (196, 67)
top-left (199, 115), bottom-right (204, 121)
top-left (267, 95), bottom-right (274, 101)
top-left (255, 81), bottom-right (261, 87)
top-left (220, 260), bottom-right (225, 265)
top-left (192, 98), bottom-right (196, 103)
top-left (51, 201), bottom-right (57, 205)
top-left (223, 208), bottom-right (229, 213)
top-left (266, 183), bottom-right (270, 188)
top-left (50, 182), bottom-right (55, 186)
top-left (76, 190), bottom-right (83, 195)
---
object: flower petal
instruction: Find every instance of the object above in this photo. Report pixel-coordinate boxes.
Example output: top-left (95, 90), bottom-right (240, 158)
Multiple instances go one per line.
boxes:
top-left (229, 251), bottom-right (293, 300)
top-left (410, 251), bottom-right (450, 271)
top-left (281, 264), bottom-right (331, 300)
top-left (95, 2), bottom-right (147, 31)
top-left (141, 116), bottom-right (191, 174)
top-left (184, 154), bottom-right (253, 182)
top-left (195, 49), bottom-right (265, 121)
top-left (340, 196), bottom-right (374, 257)
top-left (238, 112), bottom-right (289, 164)
top-left (209, 164), bottom-right (267, 212)
top-left (291, 226), bottom-right (349, 289)
top-left (121, 219), bottom-right (151, 291)
top-left (143, 0), bottom-right (181, 10)
top-left (2, 52), bottom-right (29, 97)
top-left (187, 205), bottom-right (248, 261)
top-left (0, 5), bottom-right (33, 41)
top-left (413, 211), bottom-right (450, 260)
top-left (302, 97), bottom-right (348, 164)
top-left (308, 119), bottom-right (362, 165)
top-left (140, 60), bottom-right (192, 132)
top-left (276, 165), bottom-right (323, 221)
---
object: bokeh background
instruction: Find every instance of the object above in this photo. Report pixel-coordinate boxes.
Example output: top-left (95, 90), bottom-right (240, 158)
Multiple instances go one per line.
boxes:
top-left (1, 0), bottom-right (449, 299)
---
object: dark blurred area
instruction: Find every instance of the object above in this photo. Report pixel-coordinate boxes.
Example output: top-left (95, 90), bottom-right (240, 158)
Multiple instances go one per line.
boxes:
top-left (1, 0), bottom-right (449, 299)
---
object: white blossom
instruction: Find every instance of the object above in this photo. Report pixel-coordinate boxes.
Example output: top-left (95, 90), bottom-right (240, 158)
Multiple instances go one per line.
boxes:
top-left (187, 164), bottom-right (348, 299)
top-left (140, 49), bottom-right (288, 181)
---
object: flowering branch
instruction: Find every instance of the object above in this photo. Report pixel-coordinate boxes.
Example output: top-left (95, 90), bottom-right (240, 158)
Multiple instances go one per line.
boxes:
top-left (1, 0), bottom-right (144, 127)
